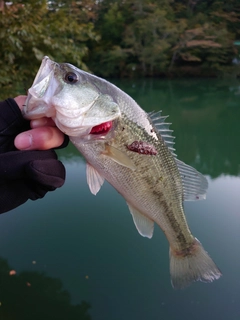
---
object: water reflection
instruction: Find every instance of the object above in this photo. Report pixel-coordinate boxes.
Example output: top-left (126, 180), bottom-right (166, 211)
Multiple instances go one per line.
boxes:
top-left (1, 78), bottom-right (240, 320)
top-left (0, 257), bottom-right (91, 320)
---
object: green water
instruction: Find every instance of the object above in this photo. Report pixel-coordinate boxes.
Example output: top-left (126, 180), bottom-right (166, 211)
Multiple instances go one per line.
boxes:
top-left (0, 78), bottom-right (240, 319)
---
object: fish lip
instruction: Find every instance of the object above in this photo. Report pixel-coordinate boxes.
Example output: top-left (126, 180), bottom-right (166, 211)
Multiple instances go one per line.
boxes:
top-left (61, 118), bottom-right (118, 141)
top-left (31, 56), bottom-right (56, 88)
top-left (23, 56), bottom-right (57, 119)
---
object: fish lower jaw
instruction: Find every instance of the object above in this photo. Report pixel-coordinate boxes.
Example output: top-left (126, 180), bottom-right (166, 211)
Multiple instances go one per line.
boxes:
top-left (58, 121), bottom-right (113, 139)
top-left (54, 121), bottom-right (91, 137)
top-left (46, 109), bottom-right (56, 118)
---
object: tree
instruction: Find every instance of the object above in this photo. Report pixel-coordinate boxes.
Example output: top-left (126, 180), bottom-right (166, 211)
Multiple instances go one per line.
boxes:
top-left (0, 0), bottom-right (99, 88)
top-left (1, 0), bottom-right (240, 84)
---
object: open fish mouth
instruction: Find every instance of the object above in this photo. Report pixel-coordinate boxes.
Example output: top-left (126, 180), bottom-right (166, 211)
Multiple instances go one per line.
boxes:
top-left (23, 57), bottom-right (58, 119)
top-left (28, 57), bottom-right (56, 99)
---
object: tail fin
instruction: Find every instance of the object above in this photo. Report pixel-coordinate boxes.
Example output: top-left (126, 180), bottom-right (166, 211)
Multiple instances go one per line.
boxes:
top-left (169, 238), bottom-right (222, 289)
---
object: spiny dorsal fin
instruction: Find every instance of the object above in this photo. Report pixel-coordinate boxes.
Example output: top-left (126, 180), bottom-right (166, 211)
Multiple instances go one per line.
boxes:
top-left (149, 111), bottom-right (208, 202)
top-left (148, 110), bottom-right (176, 156)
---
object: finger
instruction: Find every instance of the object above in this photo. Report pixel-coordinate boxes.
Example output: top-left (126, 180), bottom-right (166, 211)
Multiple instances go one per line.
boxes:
top-left (14, 126), bottom-right (65, 150)
top-left (26, 158), bottom-right (66, 189)
top-left (30, 117), bottom-right (56, 128)
top-left (14, 95), bottom-right (27, 111)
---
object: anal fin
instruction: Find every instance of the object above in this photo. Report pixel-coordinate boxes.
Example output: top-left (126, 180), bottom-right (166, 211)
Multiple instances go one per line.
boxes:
top-left (127, 202), bottom-right (154, 239)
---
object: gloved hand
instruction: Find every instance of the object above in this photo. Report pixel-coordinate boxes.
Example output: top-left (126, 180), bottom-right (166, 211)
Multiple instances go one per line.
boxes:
top-left (0, 98), bottom-right (67, 214)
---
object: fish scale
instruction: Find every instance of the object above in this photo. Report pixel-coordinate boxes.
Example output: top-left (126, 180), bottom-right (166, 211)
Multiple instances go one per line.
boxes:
top-left (23, 56), bottom-right (222, 289)
top-left (72, 113), bottom-right (195, 252)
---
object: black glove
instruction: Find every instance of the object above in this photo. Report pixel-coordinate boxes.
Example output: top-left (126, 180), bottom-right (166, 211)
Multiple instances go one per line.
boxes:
top-left (0, 98), bottom-right (68, 214)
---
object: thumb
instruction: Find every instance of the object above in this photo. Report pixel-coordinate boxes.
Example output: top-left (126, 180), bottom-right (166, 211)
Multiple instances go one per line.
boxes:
top-left (26, 158), bottom-right (66, 188)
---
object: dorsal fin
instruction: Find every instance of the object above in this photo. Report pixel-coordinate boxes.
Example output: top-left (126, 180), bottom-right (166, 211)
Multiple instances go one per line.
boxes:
top-left (148, 111), bottom-right (176, 156)
top-left (175, 158), bottom-right (208, 201)
top-left (149, 111), bottom-right (208, 201)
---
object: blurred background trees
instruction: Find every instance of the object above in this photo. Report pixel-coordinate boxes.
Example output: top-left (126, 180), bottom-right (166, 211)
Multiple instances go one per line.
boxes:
top-left (0, 0), bottom-right (240, 87)
top-left (0, 0), bottom-right (99, 88)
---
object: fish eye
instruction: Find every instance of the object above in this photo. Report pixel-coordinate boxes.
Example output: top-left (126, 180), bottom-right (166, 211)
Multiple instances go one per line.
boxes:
top-left (64, 72), bottom-right (78, 84)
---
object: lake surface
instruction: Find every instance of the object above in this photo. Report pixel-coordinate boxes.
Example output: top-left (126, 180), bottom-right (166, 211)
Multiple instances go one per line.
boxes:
top-left (0, 78), bottom-right (240, 319)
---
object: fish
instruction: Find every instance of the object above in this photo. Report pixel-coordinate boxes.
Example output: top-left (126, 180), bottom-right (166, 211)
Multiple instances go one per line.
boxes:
top-left (23, 56), bottom-right (222, 289)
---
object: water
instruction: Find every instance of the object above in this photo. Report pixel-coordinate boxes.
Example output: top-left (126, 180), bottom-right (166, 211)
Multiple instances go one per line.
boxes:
top-left (0, 78), bottom-right (240, 319)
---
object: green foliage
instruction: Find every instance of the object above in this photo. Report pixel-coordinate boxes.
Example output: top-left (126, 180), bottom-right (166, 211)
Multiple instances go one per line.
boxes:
top-left (0, 0), bottom-right (240, 87)
top-left (123, 2), bottom-right (176, 75)
top-left (88, 0), bottom-right (240, 77)
top-left (0, 0), bottom-right (99, 88)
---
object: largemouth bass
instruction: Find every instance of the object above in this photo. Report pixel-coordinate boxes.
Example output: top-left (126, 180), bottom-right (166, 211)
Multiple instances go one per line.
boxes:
top-left (23, 56), bottom-right (222, 288)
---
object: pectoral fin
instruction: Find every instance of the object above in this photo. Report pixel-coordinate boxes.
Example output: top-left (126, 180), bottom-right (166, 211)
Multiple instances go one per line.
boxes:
top-left (86, 163), bottom-right (105, 195)
top-left (102, 144), bottom-right (136, 170)
top-left (127, 202), bottom-right (154, 239)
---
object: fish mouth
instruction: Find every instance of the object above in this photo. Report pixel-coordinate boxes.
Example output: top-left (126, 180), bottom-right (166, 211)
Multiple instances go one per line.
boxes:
top-left (90, 121), bottom-right (113, 135)
top-left (29, 56), bottom-right (56, 98)
top-left (24, 56), bottom-right (57, 119)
